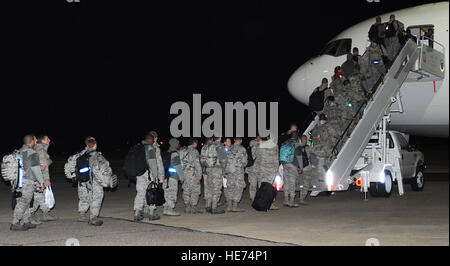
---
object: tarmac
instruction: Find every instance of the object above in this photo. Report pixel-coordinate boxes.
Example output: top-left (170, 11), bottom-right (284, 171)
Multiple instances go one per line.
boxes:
top-left (0, 160), bottom-right (448, 246)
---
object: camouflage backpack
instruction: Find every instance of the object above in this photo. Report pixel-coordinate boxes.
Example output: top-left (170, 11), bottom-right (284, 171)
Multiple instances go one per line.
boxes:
top-left (1, 150), bottom-right (22, 183)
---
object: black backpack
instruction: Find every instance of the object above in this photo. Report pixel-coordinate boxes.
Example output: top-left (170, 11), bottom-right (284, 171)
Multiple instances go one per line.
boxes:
top-left (252, 182), bottom-right (277, 212)
top-left (123, 143), bottom-right (148, 182)
top-left (162, 150), bottom-right (177, 178)
top-left (75, 151), bottom-right (94, 183)
top-left (309, 87), bottom-right (328, 111)
top-left (246, 146), bottom-right (254, 168)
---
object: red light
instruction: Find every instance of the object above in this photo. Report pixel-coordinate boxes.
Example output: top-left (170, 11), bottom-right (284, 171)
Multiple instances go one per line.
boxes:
top-left (355, 178), bottom-right (363, 187)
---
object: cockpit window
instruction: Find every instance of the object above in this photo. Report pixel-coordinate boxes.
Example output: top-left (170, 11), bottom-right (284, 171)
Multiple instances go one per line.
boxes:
top-left (320, 38), bottom-right (352, 57)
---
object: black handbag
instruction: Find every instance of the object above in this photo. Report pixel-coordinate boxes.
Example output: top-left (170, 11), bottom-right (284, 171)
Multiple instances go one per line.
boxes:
top-left (146, 181), bottom-right (165, 206)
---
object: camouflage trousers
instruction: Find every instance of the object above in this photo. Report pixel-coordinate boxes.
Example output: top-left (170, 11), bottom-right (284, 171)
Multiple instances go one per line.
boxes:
top-left (205, 167), bottom-right (223, 208)
top-left (385, 37), bottom-right (401, 61)
top-left (282, 163), bottom-right (298, 199)
top-left (30, 189), bottom-right (50, 215)
top-left (134, 171), bottom-right (156, 215)
top-left (224, 172), bottom-right (246, 203)
top-left (299, 166), bottom-right (312, 200)
top-left (12, 179), bottom-right (34, 224)
top-left (202, 172), bottom-right (208, 201)
top-left (163, 177), bottom-right (178, 209)
top-left (78, 180), bottom-right (104, 219)
top-left (182, 170), bottom-right (201, 206)
top-left (247, 169), bottom-right (261, 201)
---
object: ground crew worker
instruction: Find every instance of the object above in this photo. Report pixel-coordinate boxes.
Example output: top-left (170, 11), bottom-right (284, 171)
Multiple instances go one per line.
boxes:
top-left (10, 134), bottom-right (45, 231)
top-left (181, 138), bottom-right (203, 214)
top-left (224, 137), bottom-right (247, 212)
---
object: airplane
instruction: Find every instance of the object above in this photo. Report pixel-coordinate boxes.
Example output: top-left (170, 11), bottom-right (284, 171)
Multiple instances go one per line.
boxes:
top-left (287, 1), bottom-right (449, 138)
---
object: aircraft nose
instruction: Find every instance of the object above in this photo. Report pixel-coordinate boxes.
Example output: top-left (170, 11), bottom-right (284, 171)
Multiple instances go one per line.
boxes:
top-left (287, 62), bottom-right (311, 104)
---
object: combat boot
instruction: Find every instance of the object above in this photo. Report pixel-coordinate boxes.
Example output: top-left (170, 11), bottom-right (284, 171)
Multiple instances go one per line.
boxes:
top-left (231, 201), bottom-right (245, 212)
top-left (190, 205), bottom-right (202, 214)
top-left (23, 222), bottom-right (37, 230)
top-left (226, 200), bottom-right (233, 212)
top-left (269, 203), bottom-right (279, 210)
top-left (29, 214), bottom-right (42, 225)
top-left (288, 198), bottom-right (299, 208)
top-left (164, 208), bottom-right (180, 216)
top-left (10, 223), bottom-right (28, 231)
top-left (148, 214), bottom-right (160, 221)
top-left (211, 208), bottom-right (225, 214)
top-left (134, 210), bottom-right (143, 222)
top-left (185, 204), bottom-right (192, 214)
top-left (88, 216), bottom-right (104, 226)
top-left (41, 212), bottom-right (58, 222)
top-left (78, 212), bottom-right (90, 222)
top-left (283, 195), bottom-right (290, 207)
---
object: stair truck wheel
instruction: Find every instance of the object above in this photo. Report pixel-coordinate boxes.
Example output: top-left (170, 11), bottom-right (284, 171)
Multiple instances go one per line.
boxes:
top-left (369, 170), bottom-right (393, 197)
top-left (411, 162), bottom-right (425, 191)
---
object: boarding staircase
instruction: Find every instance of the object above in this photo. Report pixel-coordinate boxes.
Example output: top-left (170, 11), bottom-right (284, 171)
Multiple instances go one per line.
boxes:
top-left (303, 39), bottom-right (445, 192)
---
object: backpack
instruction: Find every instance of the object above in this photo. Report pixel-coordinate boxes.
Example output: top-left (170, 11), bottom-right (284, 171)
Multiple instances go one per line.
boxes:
top-left (162, 150), bottom-right (177, 178)
top-left (309, 87), bottom-right (328, 111)
top-left (204, 143), bottom-right (218, 168)
top-left (75, 151), bottom-right (94, 183)
top-left (300, 146), bottom-right (309, 168)
top-left (123, 143), bottom-right (148, 182)
top-left (91, 154), bottom-right (116, 188)
top-left (252, 182), bottom-right (277, 212)
top-left (279, 142), bottom-right (295, 163)
top-left (385, 21), bottom-right (397, 38)
top-left (1, 150), bottom-right (21, 182)
top-left (246, 146), bottom-right (254, 168)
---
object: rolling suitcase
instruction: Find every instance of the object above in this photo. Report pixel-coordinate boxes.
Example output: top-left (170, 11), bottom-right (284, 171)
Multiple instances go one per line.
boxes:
top-left (252, 182), bottom-right (277, 212)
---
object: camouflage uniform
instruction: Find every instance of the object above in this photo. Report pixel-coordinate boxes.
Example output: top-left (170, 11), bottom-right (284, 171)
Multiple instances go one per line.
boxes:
top-left (204, 141), bottom-right (227, 213)
top-left (200, 143), bottom-right (210, 201)
top-left (29, 143), bottom-right (53, 220)
top-left (245, 140), bottom-right (260, 201)
top-left (361, 42), bottom-right (387, 90)
top-left (134, 140), bottom-right (165, 219)
top-left (12, 144), bottom-right (44, 229)
top-left (280, 138), bottom-right (301, 206)
top-left (224, 143), bottom-right (247, 211)
top-left (256, 137), bottom-right (279, 209)
top-left (295, 144), bottom-right (312, 201)
top-left (163, 145), bottom-right (183, 215)
top-left (346, 72), bottom-right (369, 136)
top-left (181, 145), bottom-right (202, 212)
top-left (385, 20), bottom-right (404, 61)
top-left (309, 127), bottom-right (332, 189)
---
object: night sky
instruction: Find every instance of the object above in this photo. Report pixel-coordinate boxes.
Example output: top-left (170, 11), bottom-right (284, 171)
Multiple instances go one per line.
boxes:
top-left (1, 0), bottom-right (445, 157)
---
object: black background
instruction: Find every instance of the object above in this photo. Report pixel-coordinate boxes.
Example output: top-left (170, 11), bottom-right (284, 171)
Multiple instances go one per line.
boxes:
top-left (1, 0), bottom-right (446, 157)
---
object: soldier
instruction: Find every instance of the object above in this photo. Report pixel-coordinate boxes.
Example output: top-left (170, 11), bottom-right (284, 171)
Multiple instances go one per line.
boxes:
top-left (280, 131), bottom-right (301, 208)
top-left (322, 96), bottom-right (342, 147)
top-left (10, 134), bottom-right (45, 231)
top-left (352, 47), bottom-right (361, 65)
top-left (246, 136), bottom-right (262, 201)
top-left (218, 137), bottom-right (232, 207)
top-left (385, 14), bottom-right (405, 62)
top-left (361, 40), bottom-right (387, 91)
top-left (181, 138), bottom-right (203, 214)
top-left (309, 126), bottom-right (333, 191)
top-left (163, 138), bottom-right (183, 216)
top-left (257, 134), bottom-right (279, 210)
top-left (133, 131), bottom-right (165, 221)
top-left (28, 134), bottom-right (58, 225)
top-left (204, 136), bottom-right (227, 214)
top-left (224, 137), bottom-right (247, 212)
top-left (200, 137), bottom-right (213, 207)
top-left (341, 53), bottom-right (356, 80)
top-left (368, 16), bottom-right (386, 47)
top-left (63, 137), bottom-right (106, 226)
top-left (296, 135), bottom-right (312, 205)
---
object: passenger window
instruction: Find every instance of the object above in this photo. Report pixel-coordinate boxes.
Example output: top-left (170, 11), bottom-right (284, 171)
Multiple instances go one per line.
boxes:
top-left (395, 133), bottom-right (409, 150)
top-left (320, 39), bottom-right (352, 57)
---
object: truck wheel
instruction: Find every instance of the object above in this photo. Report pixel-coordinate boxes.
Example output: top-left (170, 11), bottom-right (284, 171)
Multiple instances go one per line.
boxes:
top-left (369, 170), bottom-right (393, 197)
top-left (411, 163), bottom-right (425, 191)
